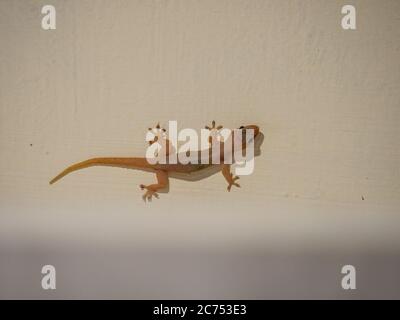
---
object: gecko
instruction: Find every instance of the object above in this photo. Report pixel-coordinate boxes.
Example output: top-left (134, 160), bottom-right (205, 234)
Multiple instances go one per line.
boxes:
top-left (49, 121), bottom-right (262, 201)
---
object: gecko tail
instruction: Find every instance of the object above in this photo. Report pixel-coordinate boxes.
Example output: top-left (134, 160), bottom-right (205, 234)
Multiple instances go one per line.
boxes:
top-left (49, 158), bottom-right (103, 184)
top-left (49, 157), bottom-right (149, 185)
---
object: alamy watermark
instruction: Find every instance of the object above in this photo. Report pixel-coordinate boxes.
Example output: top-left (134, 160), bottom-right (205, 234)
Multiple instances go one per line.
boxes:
top-left (341, 265), bottom-right (356, 290)
top-left (144, 121), bottom-right (257, 175)
top-left (41, 265), bottom-right (56, 290)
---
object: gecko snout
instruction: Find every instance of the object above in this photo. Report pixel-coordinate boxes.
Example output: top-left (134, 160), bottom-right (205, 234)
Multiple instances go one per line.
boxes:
top-left (239, 125), bottom-right (260, 137)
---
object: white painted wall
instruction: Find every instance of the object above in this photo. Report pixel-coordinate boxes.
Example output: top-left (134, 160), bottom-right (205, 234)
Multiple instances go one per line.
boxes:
top-left (0, 0), bottom-right (399, 298)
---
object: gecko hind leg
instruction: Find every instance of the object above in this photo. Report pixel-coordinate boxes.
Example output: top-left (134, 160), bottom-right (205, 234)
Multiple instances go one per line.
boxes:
top-left (221, 164), bottom-right (240, 192)
top-left (139, 170), bottom-right (169, 202)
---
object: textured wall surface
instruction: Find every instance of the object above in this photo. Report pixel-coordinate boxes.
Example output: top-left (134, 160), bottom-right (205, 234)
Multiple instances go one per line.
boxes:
top-left (0, 0), bottom-right (399, 298)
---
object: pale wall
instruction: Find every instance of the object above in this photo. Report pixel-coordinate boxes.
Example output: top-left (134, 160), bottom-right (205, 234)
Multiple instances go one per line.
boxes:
top-left (0, 0), bottom-right (399, 298)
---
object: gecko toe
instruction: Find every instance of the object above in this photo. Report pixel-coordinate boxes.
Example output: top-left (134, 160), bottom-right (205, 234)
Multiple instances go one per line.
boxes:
top-left (141, 190), bottom-right (159, 202)
top-left (227, 181), bottom-right (240, 191)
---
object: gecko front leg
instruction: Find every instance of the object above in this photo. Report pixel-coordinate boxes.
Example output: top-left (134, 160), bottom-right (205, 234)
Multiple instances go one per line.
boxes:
top-left (221, 164), bottom-right (240, 191)
top-left (147, 123), bottom-right (175, 156)
top-left (140, 170), bottom-right (169, 202)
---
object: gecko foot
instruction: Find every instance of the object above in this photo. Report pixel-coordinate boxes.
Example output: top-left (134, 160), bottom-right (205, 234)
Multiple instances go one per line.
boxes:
top-left (205, 120), bottom-right (223, 144)
top-left (140, 184), bottom-right (159, 202)
top-left (147, 123), bottom-right (168, 150)
top-left (205, 120), bottom-right (223, 131)
top-left (227, 175), bottom-right (240, 192)
top-left (148, 123), bottom-right (166, 140)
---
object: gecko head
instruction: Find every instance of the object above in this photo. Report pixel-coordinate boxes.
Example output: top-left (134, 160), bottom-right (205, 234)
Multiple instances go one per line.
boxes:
top-left (238, 125), bottom-right (260, 139)
top-left (237, 124), bottom-right (263, 156)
